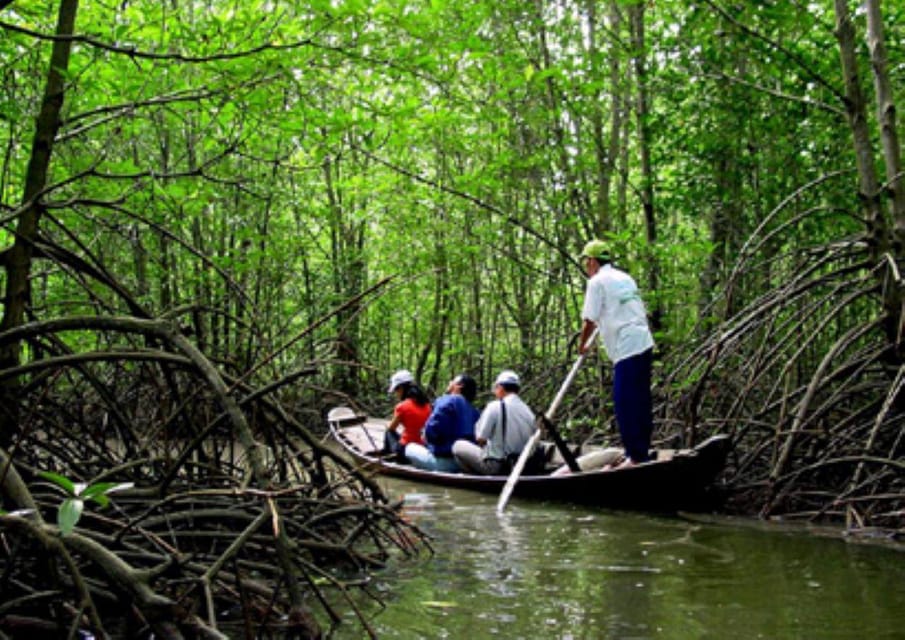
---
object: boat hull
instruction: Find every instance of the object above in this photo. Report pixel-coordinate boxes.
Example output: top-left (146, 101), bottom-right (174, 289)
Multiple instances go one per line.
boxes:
top-left (328, 407), bottom-right (730, 512)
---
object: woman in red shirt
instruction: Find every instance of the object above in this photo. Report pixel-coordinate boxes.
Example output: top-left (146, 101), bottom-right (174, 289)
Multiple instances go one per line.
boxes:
top-left (384, 369), bottom-right (431, 461)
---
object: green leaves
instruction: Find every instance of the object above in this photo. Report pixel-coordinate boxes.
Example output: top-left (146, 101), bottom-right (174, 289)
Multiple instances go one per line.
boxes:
top-left (57, 498), bottom-right (84, 536)
top-left (39, 471), bottom-right (77, 495)
top-left (4, 0), bottom-right (888, 420)
top-left (39, 472), bottom-right (134, 536)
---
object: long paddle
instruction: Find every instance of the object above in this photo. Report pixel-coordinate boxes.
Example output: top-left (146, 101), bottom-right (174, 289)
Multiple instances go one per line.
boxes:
top-left (496, 328), bottom-right (598, 514)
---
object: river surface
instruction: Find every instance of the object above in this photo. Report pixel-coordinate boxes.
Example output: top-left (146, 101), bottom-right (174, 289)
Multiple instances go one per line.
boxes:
top-left (333, 478), bottom-right (904, 639)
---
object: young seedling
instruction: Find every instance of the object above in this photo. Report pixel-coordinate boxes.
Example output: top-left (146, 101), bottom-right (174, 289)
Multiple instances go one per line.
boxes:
top-left (39, 471), bottom-right (133, 535)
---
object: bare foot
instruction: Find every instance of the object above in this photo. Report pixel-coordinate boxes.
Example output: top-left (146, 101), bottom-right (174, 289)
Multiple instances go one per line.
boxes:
top-left (602, 457), bottom-right (635, 471)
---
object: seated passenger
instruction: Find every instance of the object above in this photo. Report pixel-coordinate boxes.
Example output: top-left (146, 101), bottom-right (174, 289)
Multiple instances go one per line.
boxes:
top-left (405, 373), bottom-right (480, 472)
top-left (452, 370), bottom-right (535, 475)
top-left (383, 369), bottom-right (430, 462)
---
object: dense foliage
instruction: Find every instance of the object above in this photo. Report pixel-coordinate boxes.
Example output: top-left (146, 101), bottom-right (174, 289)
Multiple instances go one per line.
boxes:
top-left (1, 1), bottom-right (897, 382)
top-left (1, 0), bottom-right (903, 637)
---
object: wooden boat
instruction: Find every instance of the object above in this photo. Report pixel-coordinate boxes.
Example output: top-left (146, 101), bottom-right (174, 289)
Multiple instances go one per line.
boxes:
top-left (328, 407), bottom-right (731, 511)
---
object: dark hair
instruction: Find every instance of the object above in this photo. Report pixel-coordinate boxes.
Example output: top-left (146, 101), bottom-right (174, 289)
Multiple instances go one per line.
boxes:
top-left (499, 382), bottom-right (520, 393)
top-left (453, 374), bottom-right (477, 402)
top-left (400, 382), bottom-right (429, 406)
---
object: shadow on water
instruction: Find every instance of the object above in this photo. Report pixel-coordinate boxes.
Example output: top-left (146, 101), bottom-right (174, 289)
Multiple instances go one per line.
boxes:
top-left (331, 479), bottom-right (905, 640)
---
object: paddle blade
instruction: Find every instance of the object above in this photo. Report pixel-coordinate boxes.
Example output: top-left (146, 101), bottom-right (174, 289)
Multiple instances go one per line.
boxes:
top-left (496, 430), bottom-right (542, 514)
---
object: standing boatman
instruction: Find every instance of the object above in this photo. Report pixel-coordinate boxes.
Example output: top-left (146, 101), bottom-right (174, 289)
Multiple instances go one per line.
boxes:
top-left (578, 240), bottom-right (655, 468)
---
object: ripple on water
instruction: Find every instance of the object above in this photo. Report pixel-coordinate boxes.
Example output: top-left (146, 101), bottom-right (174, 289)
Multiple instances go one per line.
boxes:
top-left (336, 479), bottom-right (905, 640)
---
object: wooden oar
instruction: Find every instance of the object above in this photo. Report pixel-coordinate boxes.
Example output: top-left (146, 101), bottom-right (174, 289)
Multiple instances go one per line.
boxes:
top-left (496, 329), bottom-right (598, 514)
top-left (540, 413), bottom-right (580, 472)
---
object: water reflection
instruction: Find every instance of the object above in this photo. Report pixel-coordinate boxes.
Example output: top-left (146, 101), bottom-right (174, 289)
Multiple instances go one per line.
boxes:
top-left (336, 479), bottom-right (905, 639)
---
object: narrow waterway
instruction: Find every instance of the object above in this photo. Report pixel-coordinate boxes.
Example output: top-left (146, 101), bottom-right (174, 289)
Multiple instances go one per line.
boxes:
top-left (335, 478), bottom-right (904, 639)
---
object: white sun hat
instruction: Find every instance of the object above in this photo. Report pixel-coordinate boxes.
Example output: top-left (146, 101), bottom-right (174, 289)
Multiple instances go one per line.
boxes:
top-left (494, 370), bottom-right (520, 387)
top-left (387, 369), bottom-right (414, 393)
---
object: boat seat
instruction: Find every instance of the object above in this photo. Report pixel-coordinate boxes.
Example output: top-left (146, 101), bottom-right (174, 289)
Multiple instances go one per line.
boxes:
top-left (327, 406), bottom-right (368, 426)
top-left (336, 424), bottom-right (384, 454)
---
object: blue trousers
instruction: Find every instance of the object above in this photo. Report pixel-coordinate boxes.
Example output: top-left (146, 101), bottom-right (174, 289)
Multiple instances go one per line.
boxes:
top-left (405, 443), bottom-right (461, 472)
top-left (613, 348), bottom-right (653, 462)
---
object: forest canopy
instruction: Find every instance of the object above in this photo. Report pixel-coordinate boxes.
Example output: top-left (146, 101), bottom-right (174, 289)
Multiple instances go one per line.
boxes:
top-left (1, 0), bottom-right (903, 637)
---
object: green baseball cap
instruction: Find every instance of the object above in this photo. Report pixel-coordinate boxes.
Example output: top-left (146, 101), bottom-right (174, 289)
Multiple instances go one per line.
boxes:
top-left (580, 240), bottom-right (609, 260)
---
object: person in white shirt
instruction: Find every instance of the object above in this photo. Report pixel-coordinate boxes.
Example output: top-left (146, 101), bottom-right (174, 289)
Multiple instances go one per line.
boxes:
top-left (452, 370), bottom-right (535, 475)
top-left (578, 240), bottom-right (655, 467)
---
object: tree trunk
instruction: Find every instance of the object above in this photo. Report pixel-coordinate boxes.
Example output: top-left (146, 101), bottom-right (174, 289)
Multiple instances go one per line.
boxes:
top-left (324, 152), bottom-right (362, 397)
top-left (629, 2), bottom-right (661, 331)
top-left (587, 0), bottom-right (625, 236)
top-left (864, 0), bottom-right (905, 247)
top-left (833, 0), bottom-right (899, 351)
top-left (0, 0), bottom-right (79, 445)
top-left (700, 153), bottom-right (740, 318)
top-left (534, 0), bottom-right (584, 220)
top-left (834, 0), bottom-right (886, 246)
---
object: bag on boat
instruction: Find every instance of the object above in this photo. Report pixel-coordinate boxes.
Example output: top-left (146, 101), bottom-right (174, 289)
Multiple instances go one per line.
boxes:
top-left (498, 399), bottom-right (548, 474)
top-left (505, 447), bottom-right (548, 476)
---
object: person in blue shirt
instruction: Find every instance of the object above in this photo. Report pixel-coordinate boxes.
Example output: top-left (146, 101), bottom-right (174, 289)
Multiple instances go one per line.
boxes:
top-left (405, 374), bottom-right (480, 472)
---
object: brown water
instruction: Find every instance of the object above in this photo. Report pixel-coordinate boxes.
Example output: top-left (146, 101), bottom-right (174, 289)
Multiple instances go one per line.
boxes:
top-left (330, 478), bottom-right (905, 639)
